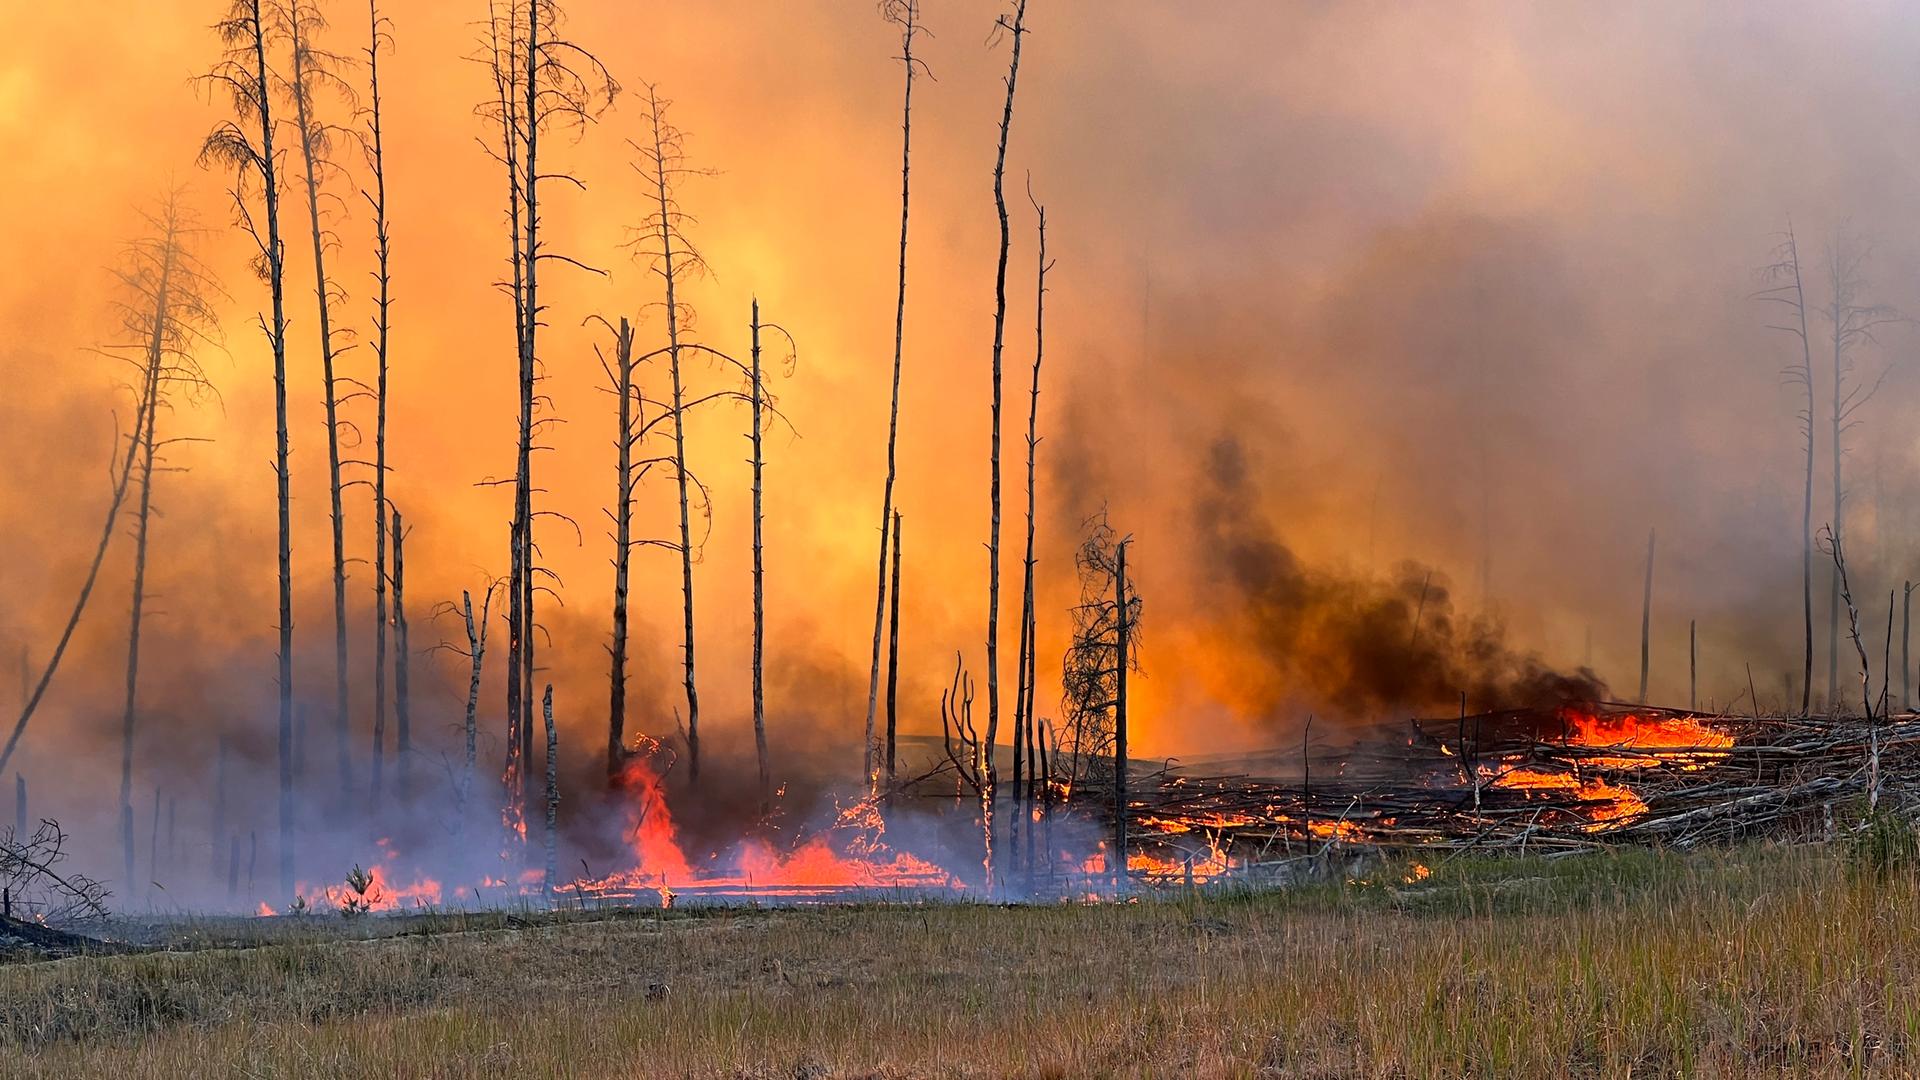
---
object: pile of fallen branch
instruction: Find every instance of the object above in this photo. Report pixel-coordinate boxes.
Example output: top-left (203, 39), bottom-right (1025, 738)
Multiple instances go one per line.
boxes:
top-left (1113, 704), bottom-right (1917, 872)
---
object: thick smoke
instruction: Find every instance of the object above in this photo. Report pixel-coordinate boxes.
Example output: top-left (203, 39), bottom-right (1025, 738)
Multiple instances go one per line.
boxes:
top-left (1192, 436), bottom-right (1606, 725)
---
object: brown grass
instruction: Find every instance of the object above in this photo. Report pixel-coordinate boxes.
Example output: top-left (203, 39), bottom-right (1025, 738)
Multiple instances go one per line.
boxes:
top-left (5, 844), bottom-right (1920, 1077)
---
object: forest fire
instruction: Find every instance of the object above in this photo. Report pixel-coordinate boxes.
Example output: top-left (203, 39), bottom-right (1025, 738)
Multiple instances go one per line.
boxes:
top-left (562, 755), bottom-right (960, 903)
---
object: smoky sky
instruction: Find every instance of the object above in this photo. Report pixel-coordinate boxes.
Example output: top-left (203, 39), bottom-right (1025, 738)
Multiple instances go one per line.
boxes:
top-left (4, 0), bottom-right (1920, 848)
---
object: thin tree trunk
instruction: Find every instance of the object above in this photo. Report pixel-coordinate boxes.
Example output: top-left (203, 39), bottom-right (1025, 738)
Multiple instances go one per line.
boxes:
top-left (1689, 618), bottom-right (1696, 712)
top-left (1638, 528), bottom-right (1655, 705)
top-left (248, 0), bottom-right (297, 898)
top-left (983, 0), bottom-right (1029, 881)
top-left (1113, 538), bottom-right (1129, 886)
top-left (1903, 582), bottom-right (1912, 712)
top-left (488, 0), bottom-right (529, 844)
top-left (1787, 240), bottom-right (1815, 716)
top-left (288, 0), bottom-right (353, 809)
top-left (119, 211), bottom-right (176, 897)
top-left (1829, 245), bottom-right (1847, 712)
top-left (1014, 195), bottom-right (1048, 854)
top-left (212, 734), bottom-right (229, 877)
top-left (391, 508), bottom-right (410, 795)
top-left (461, 589), bottom-right (485, 812)
top-left (366, 0), bottom-right (394, 813)
top-left (518, 0), bottom-right (541, 811)
top-left (646, 92), bottom-right (701, 784)
top-left (863, 0), bottom-right (920, 790)
top-left (543, 684), bottom-right (558, 893)
top-left (608, 317), bottom-right (636, 781)
top-left (886, 511), bottom-right (903, 790)
top-left (751, 302), bottom-right (770, 814)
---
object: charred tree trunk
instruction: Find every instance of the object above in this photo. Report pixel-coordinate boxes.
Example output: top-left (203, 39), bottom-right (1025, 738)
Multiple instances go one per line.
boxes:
top-left (286, 0), bottom-right (354, 808)
top-left (1013, 192), bottom-right (1048, 852)
top-left (391, 508), bottom-right (410, 795)
top-left (863, 0), bottom-right (922, 790)
top-left (643, 88), bottom-right (703, 784)
top-left (607, 317), bottom-right (637, 781)
top-left (886, 511), bottom-right (903, 791)
top-left (751, 301), bottom-right (770, 814)
top-left (204, 0), bottom-right (297, 896)
top-left (459, 588), bottom-right (489, 813)
top-left (1113, 539), bottom-right (1130, 885)
top-left (983, 0), bottom-right (1030, 881)
top-left (543, 684), bottom-right (558, 893)
top-left (1639, 528), bottom-right (1655, 706)
top-left (366, 0), bottom-right (394, 814)
top-left (118, 205), bottom-right (182, 897)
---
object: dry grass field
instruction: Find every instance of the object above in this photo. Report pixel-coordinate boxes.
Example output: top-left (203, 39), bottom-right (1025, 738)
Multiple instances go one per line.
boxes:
top-left (5, 844), bottom-right (1920, 1078)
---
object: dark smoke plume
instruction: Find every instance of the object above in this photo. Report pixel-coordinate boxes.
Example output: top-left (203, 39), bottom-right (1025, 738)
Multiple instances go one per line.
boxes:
top-left (1192, 436), bottom-right (1607, 725)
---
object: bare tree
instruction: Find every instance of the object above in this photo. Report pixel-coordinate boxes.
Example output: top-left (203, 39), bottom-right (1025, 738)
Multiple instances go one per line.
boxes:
top-left (281, 0), bottom-right (361, 804)
top-left (390, 506), bottom-right (411, 796)
top-left (361, 0), bottom-right (397, 805)
top-left (200, 0), bottom-right (297, 895)
top-left (1638, 528), bottom-right (1654, 705)
top-left (1821, 526), bottom-right (1879, 805)
top-left (1011, 182), bottom-right (1050, 839)
top-left (431, 580), bottom-right (499, 816)
top-left (1, 820), bottom-right (110, 925)
top-left (1061, 511), bottom-right (1140, 793)
top-left (1820, 232), bottom-right (1900, 711)
top-left (112, 195), bottom-right (221, 894)
top-left (475, 0), bottom-right (616, 818)
top-left (862, 0), bottom-right (926, 790)
top-left (601, 316), bottom-right (639, 781)
top-left (543, 684), bottom-right (558, 892)
top-left (886, 511), bottom-right (903, 790)
top-left (982, 0), bottom-right (1030, 879)
top-left (750, 302), bottom-right (769, 813)
top-left (629, 85), bottom-right (722, 783)
top-left (1757, 225), bottom-right (1817, 715)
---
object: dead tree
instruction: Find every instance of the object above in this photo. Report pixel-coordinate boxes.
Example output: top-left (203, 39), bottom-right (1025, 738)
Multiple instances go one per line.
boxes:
top-left (1011, 183), bottom-right (1050, 834)
top-left (0, 820), bottom-right (110, 924)
top-left (1822, 525), bottom-right (1879, 805)
top-left (1903, 581), bottom-right (1912, 712)
top-left (281, 0), bottom-right (359, 804)
top-left (602, 316), bottom-right (639, 781)
top-left (1758, 226), bottom-right (1818, 715)
top-left (1821, 233), bottom-right (1899, 711)
top-left (750, 302), bottom-right (769, 813)
top-left (476, 0), bottom-right (617, 821)
top-left (543, 684), bottom-right (558, 892)
top-left (200, 0), bottom-right (297, 895)
top-left (112, 195), bottom-right (221, 894)
top-left (1639, 528), bottom-right (1654, 705)
top-left (861, 0), bottom-right (925, 790)
top-left (1113, 539), bottom-right (1131, 879)
top-left (982, 0), bottom-right (1030, 875)
top-left (391, 507), bottom-right (411, 793)
top-left (362, 0), bottom-right (396, 807)
top-left (629, 84), bottom-right (744, 784)
top-left (886, 511), bottom-right (903, 789)
top-left (431, 580), bottom-right (499, 816)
